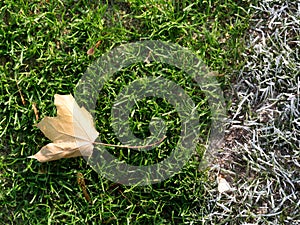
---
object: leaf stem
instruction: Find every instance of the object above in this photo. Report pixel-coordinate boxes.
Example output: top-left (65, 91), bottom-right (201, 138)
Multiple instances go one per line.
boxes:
top-left (93, 136), bottom-right (167, 149)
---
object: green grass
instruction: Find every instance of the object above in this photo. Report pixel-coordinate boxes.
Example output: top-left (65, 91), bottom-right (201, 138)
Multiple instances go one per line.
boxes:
top-left (0, 0), bottom-right (253, 224)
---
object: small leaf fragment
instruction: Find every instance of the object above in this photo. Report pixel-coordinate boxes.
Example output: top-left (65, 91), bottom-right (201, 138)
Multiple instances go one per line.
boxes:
top-left (32, 102), bottom-right (39, 120)
top-left (16, 81), bottom-right (26, 105)
top-left (217, 176), bottom-right (232, 193)
top-left (87, 40), bottom-right (101, 55)
top-left (77, 172), bottom-right (92, 203)
top-left (87, 47), bottom-right (95, 55)
top-left (94, 40), bottom-right (102, 48)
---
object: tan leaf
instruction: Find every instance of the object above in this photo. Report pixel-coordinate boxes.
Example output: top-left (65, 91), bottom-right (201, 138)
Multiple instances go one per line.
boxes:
top-left (29, 94), bottom-right (99, 162)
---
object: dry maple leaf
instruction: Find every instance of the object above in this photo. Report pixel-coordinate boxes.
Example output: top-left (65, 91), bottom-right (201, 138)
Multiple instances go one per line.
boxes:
top-left (28, 94), bottom-right (99, 162)
top-left (29, 94), bottom-right (166, 163)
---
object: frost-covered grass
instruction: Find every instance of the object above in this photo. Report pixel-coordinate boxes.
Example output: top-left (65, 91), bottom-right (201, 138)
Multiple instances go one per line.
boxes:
top-left (214, 1), bottom-right (300, 224)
